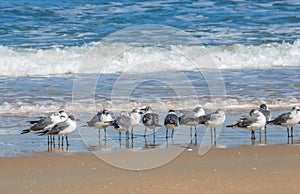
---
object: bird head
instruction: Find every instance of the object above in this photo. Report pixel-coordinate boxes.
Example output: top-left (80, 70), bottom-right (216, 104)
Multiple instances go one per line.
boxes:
top-left (259, 104), bottom-right (268, 110)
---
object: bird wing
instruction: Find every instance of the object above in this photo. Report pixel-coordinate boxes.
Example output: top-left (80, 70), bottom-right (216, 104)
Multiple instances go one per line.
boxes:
top-left (153, 114), bottom-right (160, 126)
top-left (46, 121), bottom-right (70, 135)
top-left (30, 117), bottom-right (52, 131)
top-left (238, 114), bottom-right (259, 128)
top-left (115, 115), bottom-right (131, 130)
top-left (180, 110), bottom-right (194, 117)
top-left (209, 112), bottom-right (221, 122)
top-left (164, 114), bottom-right (179, 125)
top-left (87, 112), bottom-right (102, 127)
top-left (142, 113), bottom-right (152, 125)
top-left (198, 114), bottom-right (211, 124)
top-left (179, 115), bottom-right (198, 124)
top-left (143, 113), bottom-right (160, 126)
top-left (227, 114), bottom-right (257, 128)
top-left (268, 112), bottom-right (290, 125)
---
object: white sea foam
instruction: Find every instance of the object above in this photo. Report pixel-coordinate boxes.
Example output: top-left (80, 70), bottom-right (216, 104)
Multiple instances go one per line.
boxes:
top-left (0, 40), bottom-right (299, 76)
top-left (1, 98), bottom-right (299, 114)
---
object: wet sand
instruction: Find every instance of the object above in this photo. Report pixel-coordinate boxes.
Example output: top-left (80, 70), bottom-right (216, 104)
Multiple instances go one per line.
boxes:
top-left (1, 145), bottom-right (300, 194)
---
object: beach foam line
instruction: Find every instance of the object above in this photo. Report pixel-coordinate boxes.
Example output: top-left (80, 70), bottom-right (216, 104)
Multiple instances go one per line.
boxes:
top-left (0, 99), bottom-right (299, 114)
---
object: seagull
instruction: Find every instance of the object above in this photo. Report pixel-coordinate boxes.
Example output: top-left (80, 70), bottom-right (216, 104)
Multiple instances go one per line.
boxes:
top-left (199, 109), bottom-right (226, 145)
top-left (21, 112), bottom-right (61, 134)
top-left (226, 109), bottom-right (266, 142)
top-left (179, 105), bottom-right (205, 139)
top-left (21, 110), bottom-right (68, 144)
top-left (38, 115), bottom-right (77, 147)
top-left (267, 106), bottom-right (300, 140)
top-left (164, 110), bottom-right (179, 138)
top-left (129, 108), bottom-right (143, 139)
top-left (141, 106), bottom-right (161, 139)
top-left (87, 109), bottom-right (113, 140)
top-left (259, 104), bottom-right (271, 141)
top-left (112, 111), bottom-right (131, 141)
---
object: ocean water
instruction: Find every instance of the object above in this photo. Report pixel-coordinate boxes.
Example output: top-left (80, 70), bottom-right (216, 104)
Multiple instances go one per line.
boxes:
top-left (0, 0), bottom-right (300, 157)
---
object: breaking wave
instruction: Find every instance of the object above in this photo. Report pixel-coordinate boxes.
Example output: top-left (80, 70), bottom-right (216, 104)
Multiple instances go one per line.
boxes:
top-left (0, 39), bottom-right (299, 76)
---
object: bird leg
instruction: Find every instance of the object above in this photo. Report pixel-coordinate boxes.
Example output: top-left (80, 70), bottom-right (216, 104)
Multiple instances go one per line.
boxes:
top-left (264, 125), bottom-right (267, 136)
top-left (131, 127), bottom-right (134, 139)
top-left (126, 130), bottom-right (129, 140)
top-left (125, 131), bottom-right (129, 148)
top-left (61, 136), bottom-right (64, 147)
top-left (98, 130), bottom-right (101, 145)
top-left (214, 128), bottom-right (217, 146)
top-left (144, 135), bottom-right (148, 148)
top-left (210, 128), bottom-right (213, 144)
top-left (119, 131), bottom-right (121, 148)
top-left (153, 128), bottom-right (156, 145)
top-left (144, 127), bottom-right (147, 137)
top-left (251, 130), bottom-right (255, 145)
top-left (166, 128), bottom-right (168, 139)
top-left (194, 126), bottom-right (197, 145)
top-left (53, 137), bottom-right (55, 148)
top-left (259, 129), bottom-right (262, 143)
top-left (66, 136), bottom-right (69, 146)
top-left (58, 136), bottom-right (60, 148)
top-left (104, 128), bottom-right (107, 140)
top-left (264, 126), bottom-right (267, 144)
top-left (172, 128), bottom-right (174, 138)
top-left (131, 130), bottom-right (134, 148)
top-left (251, 130), bottom-right (256, 140)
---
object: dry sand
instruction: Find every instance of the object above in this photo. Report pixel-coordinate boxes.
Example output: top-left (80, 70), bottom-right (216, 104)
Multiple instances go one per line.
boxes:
top-left (1, 145), bottom-right (300, 194)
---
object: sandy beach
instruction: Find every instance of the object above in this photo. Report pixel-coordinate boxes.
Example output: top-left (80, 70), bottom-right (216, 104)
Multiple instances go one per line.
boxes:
top-left (1, 145), bottom-right (300, 194)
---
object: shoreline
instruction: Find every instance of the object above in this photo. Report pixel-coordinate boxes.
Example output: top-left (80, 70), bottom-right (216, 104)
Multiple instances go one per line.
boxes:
top-left (4, 107), bottom-right (300, 158)
top-left (1, 145), bottom-right (300, 193)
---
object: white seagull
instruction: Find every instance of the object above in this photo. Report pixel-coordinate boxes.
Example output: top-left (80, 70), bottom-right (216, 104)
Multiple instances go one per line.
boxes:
top-left (39, 115), bottom-right (77, 147)
top-left (87, 109), bottom-right (113, 140)
top-left (227, 109), bottom-right (266, 142)
top-left (113, 111), bottom-right (131, 141)
top-left (141, 106), bottom-right (161, 138)
top-left (267, 106), bottom-right (300, 139)
top-left (199, 109), bottom-right (226, 145)
top-left (129, 108), bottom-right (143, 139)
top-left (179, 105), bottom-right (205, 139)
top-left (164, 110), bottom-right (179, 138)
top-left (259, 104), bottom-right (271, 141)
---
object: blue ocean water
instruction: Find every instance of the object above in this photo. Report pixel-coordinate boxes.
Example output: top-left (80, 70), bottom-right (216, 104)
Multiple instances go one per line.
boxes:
top-left (0, 0), bottom-right (300, 157)
top-left (1, 0), bottom-right (299, 48)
